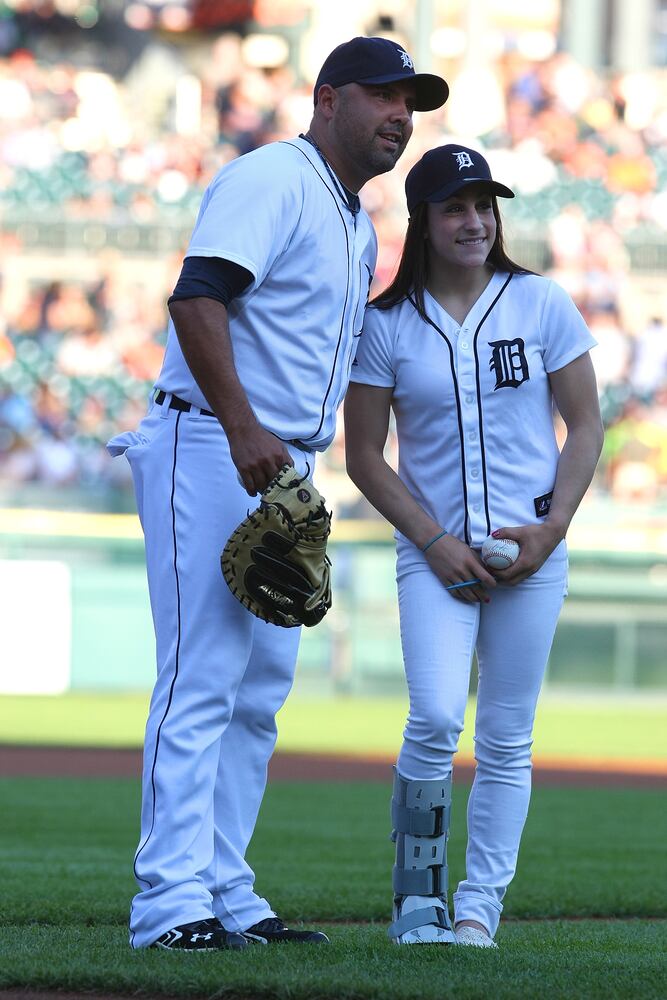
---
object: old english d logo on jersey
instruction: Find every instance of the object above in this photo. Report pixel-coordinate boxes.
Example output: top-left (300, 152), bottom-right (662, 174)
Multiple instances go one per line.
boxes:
top-left (489, 338), bottom-right (530, 389)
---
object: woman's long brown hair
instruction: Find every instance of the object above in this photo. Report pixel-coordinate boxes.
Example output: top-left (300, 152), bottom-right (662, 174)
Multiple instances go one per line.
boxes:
top-left (372, 196), bottom-right (533, 322)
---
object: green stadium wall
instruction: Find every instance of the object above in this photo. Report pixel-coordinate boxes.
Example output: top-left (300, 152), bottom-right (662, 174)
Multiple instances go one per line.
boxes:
top-left (0, 521), bottom-right (665, 695)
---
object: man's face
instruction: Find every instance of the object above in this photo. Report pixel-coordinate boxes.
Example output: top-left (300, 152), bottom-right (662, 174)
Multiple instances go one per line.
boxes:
top-left (329, 81), bottom-right (416, 181)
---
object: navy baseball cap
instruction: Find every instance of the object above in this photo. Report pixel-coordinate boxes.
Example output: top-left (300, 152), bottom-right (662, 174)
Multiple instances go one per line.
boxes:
top-left (314, 36), bottom-right (449, 113)
top-left (406, 144), bottom-right (515, 214)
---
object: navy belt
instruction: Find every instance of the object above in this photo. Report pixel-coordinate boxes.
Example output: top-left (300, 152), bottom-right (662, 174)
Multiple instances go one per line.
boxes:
top-left (154, 389), bottom-right (314, 453)
top-left (154, 390), bottom-right (215, 417)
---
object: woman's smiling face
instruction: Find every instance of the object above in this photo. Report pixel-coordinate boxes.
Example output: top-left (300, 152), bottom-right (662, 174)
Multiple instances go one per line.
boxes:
top-left (425, 183), bottom-right (498, 271)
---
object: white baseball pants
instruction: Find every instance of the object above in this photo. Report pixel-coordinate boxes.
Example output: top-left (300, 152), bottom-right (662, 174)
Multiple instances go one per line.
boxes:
top-left (108, 395), bottom-right (311, 948)
top-left (394, 541), bottom-right (568, 937)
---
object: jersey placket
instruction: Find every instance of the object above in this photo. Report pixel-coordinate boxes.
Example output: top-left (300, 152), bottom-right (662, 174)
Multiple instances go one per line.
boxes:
top-left (329, 209), bottom-right (373, 421)
top-left (298, 129), bottom-right (369, 400)
top-left (455, 324), bottom-right (486, 546)
top-left (285, 137), bottom-right (372, 448)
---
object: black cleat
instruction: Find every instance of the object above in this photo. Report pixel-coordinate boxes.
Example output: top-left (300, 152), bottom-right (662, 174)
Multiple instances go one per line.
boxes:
top-left (243, 916), bottom-right (329, 944)
top-left (151, 917), bottom-right (248, 951)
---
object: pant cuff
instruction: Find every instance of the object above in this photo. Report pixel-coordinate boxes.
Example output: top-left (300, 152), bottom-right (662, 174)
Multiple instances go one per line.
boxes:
top-left (212, 886), bottom-right (275, 933)
top-left (453, 889), bottom-right (503, 938)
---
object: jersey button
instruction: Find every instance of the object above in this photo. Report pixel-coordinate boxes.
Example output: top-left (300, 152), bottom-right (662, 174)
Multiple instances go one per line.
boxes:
top-left (461, 341), bottom-right (469, 349)
top-left (471, 468), bottom-right (480, 479)
top-left (465, 395), bottom-right (474, 404)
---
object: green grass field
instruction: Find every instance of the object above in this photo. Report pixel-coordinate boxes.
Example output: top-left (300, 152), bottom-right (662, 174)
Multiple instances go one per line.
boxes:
top-left (1, 777), bottom-right (665, 999)
top-left (1, 691), bottom-right (666, 763)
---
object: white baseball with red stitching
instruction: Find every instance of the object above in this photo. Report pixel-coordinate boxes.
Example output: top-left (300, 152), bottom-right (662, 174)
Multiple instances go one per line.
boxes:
top-left (481, 536), bottom-right (519, 569)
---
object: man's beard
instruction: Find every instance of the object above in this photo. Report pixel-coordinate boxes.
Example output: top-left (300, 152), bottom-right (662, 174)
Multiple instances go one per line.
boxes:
top-left (359, 130), bottom-right (407, 176)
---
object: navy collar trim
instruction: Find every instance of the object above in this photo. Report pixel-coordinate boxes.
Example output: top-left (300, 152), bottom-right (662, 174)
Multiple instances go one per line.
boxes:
top-left (299, 133), bottom-right (361, 215)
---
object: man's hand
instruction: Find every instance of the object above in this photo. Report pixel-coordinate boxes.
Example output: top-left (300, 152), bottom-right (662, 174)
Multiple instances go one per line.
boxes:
top-left (168, 298), bottom-right (293, 495)
top-left (228, 421), bottom-right (293, 496)
top-left (425, 533), bottom-right (496, 604)
top-left (486, 523), bottom-right (564, 585)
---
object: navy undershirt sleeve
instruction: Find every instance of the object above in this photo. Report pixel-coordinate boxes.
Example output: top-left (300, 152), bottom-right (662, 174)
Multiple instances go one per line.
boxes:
top-left (168, 256), bottom-right (253, 308)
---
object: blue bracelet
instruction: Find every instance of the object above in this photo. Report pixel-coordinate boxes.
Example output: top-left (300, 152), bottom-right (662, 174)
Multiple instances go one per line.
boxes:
top-left (446, 579), bottom-right (481, 591)
top-left (421, 529), bottom-right (448, 552)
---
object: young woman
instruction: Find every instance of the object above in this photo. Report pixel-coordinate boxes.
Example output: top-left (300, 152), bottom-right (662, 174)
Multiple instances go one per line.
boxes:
top-left (344, 144), bottom-right (603, 948)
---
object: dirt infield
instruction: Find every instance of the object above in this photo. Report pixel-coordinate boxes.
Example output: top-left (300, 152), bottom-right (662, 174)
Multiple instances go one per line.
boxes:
top-left (1, 744), bottom-right (665, 787)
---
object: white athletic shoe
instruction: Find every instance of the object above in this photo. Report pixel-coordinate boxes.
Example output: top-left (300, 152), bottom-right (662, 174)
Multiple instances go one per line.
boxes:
top-left (455, 926), bottom-right (498, 949)
top-left (389, 895), bottom-right (457, 945)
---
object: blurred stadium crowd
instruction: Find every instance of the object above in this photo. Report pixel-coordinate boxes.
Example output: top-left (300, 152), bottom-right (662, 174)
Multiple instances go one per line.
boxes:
top-left (1, 15), bottom-right (667, 512)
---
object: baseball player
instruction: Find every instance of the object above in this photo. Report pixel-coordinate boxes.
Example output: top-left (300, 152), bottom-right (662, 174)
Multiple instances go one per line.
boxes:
top-left (107, 39), bottom-right (448, 951)
top-left (344, 145), bottom-right (603, 948)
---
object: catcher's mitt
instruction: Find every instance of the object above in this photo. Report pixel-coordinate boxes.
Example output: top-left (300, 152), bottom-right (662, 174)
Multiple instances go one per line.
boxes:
top-left (221, 464), bottom-right (332, 628)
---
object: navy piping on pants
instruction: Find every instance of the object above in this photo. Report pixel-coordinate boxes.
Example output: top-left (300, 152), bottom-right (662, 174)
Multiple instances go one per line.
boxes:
top-left (131, 411), bottom-right (184, 941)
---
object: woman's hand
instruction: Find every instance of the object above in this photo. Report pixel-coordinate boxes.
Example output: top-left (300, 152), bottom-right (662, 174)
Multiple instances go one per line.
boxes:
top-left (485, 523), bottom-right (563, 585)
top-left (425, 533), bottom-right (496, 603)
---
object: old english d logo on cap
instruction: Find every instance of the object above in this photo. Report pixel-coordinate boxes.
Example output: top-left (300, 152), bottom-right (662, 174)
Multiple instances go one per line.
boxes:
top-left (453, 150), bottom-right (475, 170)
top-left (313, 36), bottom-right (448, 112)
top-left (405, 143), bottom-right (515, 213)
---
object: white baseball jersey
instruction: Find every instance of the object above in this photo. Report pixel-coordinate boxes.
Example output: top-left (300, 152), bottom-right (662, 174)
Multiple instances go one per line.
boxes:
top-left (351, 272), bottom-right (596, 547)
top-left (157, 135), bottom-right (377, 450)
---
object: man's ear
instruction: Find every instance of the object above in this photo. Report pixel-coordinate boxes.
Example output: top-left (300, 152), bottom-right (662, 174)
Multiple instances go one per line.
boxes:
top-left (314, 83), bottom-right (337, 120)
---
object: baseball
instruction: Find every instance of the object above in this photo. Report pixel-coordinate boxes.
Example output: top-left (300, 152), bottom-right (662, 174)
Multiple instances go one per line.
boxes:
top-left (481, 535), bottom-right (520, 569)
